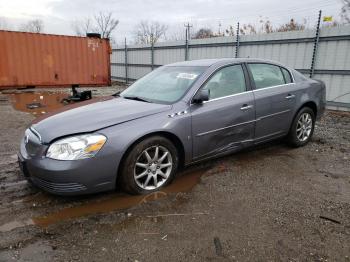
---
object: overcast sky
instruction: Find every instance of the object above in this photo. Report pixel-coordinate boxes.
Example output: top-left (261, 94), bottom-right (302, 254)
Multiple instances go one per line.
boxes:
top-left (0, 0), bottom-right (344, 45)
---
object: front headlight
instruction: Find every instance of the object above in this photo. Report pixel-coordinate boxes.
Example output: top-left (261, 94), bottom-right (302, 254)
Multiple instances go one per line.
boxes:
top-left (46, 134), bottom-right (107, 160)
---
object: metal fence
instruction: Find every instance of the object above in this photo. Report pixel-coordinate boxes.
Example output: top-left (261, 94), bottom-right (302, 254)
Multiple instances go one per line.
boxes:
top-left (111, 24), bottom-right (350, 111)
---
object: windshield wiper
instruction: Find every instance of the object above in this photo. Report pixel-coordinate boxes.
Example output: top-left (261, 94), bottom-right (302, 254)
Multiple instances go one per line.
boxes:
top-left (122, 95), bottom-right (152, 103)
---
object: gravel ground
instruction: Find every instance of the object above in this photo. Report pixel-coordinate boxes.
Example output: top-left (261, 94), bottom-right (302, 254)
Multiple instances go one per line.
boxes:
top-left (0, 87), bottom-right (349, 261)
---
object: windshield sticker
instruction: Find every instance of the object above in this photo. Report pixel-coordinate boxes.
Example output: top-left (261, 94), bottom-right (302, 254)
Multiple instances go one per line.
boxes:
top-left (176, 73), bottom-right (198, 80)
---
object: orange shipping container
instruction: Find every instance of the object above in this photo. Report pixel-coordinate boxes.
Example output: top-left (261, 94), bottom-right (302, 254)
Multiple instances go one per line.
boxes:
top-left (0, 30), bottom-right (111, 89)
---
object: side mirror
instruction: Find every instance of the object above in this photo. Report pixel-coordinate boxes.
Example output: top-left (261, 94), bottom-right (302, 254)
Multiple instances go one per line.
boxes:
top-left (193, 89), bottom-right (210, 104)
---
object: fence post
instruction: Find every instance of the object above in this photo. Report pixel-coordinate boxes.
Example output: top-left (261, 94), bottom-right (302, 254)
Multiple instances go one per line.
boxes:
top-left (310, 10), bottom-right (322, 78)
top-left (235, 22), bottom-right (240, 58)
top-left (185, 27), bottom-right (189, 61)
top-left (124, 37), bottom-right (128, 84)
top-left (151, 34), bottom-right (154, 70)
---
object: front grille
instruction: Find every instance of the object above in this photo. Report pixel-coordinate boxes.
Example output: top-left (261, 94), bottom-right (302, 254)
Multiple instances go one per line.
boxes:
top-left (31, 177), bottom-right (87, 193)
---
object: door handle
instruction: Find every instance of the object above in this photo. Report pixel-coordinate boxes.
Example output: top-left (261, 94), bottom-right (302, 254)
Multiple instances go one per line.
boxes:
top-left (240, 104), bottom-right (253, 111)
top-left (285, 94), bottom-right (295, 100)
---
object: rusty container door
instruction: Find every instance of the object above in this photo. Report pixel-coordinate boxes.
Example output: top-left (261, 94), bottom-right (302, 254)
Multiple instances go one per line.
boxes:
top-left (0, 30), bottom-right (111, 89)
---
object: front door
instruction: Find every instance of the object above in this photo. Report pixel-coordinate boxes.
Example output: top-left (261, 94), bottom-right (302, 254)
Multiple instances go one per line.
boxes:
top-left (190, 64), bottom-right (255, 161)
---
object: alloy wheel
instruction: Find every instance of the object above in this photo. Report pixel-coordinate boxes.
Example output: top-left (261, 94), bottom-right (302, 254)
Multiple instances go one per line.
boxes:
top-left (296, 112), bottom-right (313, 142)
top-left (133, 145), bottom-right (173, 190)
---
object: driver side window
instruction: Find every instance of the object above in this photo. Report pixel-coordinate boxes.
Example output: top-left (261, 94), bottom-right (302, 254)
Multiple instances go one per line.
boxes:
top-left (202, 64), bottom-right (246, 100)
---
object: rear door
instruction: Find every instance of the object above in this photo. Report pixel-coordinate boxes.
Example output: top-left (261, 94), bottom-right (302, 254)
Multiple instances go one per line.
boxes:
top-left (190, 64), bottom-right (255, 161)
top-left (247, 63), bottom-right (296, 142)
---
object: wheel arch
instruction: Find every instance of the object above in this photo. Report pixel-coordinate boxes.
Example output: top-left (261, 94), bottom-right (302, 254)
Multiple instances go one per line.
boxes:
top-left (288, 100), bottom-right (318, 135)
top-left (287, 101), bottom-right (317, 147)
top-left (297, 100), bottom-right (318, 118)
top-left (116, 131), bottom-right (186, 185)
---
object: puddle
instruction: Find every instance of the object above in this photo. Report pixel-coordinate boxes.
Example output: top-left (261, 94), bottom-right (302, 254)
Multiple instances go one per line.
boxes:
top-left (7, 91), bottom-right (70, 116)
top-left (31, 165), bottom-right (214, 228)
top-left (6, 91), bottom-right (114, 118)
top-left (0, 166), bottom-right (212, 232)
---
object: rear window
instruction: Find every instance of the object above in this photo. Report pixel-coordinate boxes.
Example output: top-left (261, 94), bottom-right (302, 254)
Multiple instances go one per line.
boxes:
top-left (281, 67), bottom-right (292, 83)
top-left (293, 70), bottom-right (309, 82)
top-left (248, 63), bottom-right (285, 89)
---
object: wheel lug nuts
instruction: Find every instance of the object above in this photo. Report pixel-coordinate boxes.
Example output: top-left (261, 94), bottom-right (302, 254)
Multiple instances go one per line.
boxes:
top-left (152, 171), bottom-right (156, 174)
top-left (148, 169), bottom-right (151, 172)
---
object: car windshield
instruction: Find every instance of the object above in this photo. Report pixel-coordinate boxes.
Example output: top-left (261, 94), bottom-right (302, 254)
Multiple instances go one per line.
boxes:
top-left (120, 66), bottom-right (206, 104)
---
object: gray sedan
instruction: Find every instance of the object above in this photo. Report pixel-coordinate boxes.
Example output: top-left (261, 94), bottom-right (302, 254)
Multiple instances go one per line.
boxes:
top-left (18, 58), bottom-right (326, 195)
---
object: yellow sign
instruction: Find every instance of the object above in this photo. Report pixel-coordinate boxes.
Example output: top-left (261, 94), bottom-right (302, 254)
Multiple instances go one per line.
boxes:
top-left (323, 16), bottom-right (333, 22)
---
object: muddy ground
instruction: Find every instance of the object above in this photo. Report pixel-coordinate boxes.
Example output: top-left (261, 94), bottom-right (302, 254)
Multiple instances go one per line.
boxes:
top-left (0, 87), bottom-right (349, 261)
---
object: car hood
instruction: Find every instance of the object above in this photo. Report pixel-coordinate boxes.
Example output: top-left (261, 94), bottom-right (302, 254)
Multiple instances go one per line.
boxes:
top-left (32, 97), bottom-right (172, 143)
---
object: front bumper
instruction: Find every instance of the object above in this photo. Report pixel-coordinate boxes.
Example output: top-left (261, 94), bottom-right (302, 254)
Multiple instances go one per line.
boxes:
top-left (18, 135), bottom-right (118, 196)
top-left (18, 154), bottom-right (88, 194)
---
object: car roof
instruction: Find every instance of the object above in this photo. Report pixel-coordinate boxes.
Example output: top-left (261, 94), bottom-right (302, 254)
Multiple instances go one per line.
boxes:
top-left (167, 58), bottom-right (285, 67)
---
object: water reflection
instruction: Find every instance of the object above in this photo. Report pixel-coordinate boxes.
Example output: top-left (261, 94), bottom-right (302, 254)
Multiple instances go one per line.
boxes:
top-left (7, 91), bottom-right (70, 116)
top-left (32, 165), bottom-right (213, 228)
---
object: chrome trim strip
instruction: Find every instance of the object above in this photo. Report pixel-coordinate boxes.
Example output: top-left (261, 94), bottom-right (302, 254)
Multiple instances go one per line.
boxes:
top-left (252, 82), bottom-right (296, 92)
top-left (257, 109), bottom-right (291, 121)
top-left (202, 90), bottom-right (253, 104)
top-left (196, 119), bottom-right (256, 137)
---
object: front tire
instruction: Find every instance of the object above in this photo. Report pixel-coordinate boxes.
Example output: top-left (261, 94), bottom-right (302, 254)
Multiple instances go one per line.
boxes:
top-left (287, 107), bottom-right (315, 147)
top-left (120, 136), bottom-right (179, 194)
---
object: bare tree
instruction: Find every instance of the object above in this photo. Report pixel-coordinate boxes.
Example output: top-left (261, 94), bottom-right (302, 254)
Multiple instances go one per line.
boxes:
top-left (94, 12), bottom-right (119, 38)
top-left (193, 28), bottom-right (215, 39)
top-left (226, 17), bottom-right (306, 36)
top-left (225, 25), bottom-right (235, 36)
top-left (133, 20), bottom-right (168, 44)
top-left (259, 17), bottom-right (274, 33)
top-left (19, 19), bottom-right (44, 33)
top-left (72, 17), bottom-right (93, 36)
top-left (71, 12), bottom-right (119, 39)
top-left (341, 0), bottom-right (350, 23)
top-left (275, 19), bottom-right (305, 32)
top-left (239, 24), bottom-right (257, 35)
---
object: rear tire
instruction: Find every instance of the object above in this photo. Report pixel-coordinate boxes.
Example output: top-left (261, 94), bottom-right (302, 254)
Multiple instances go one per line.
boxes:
top-left (287, 107), bottom-right (315, 147)
top-left (120, 136), bottom-right (179, 195)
